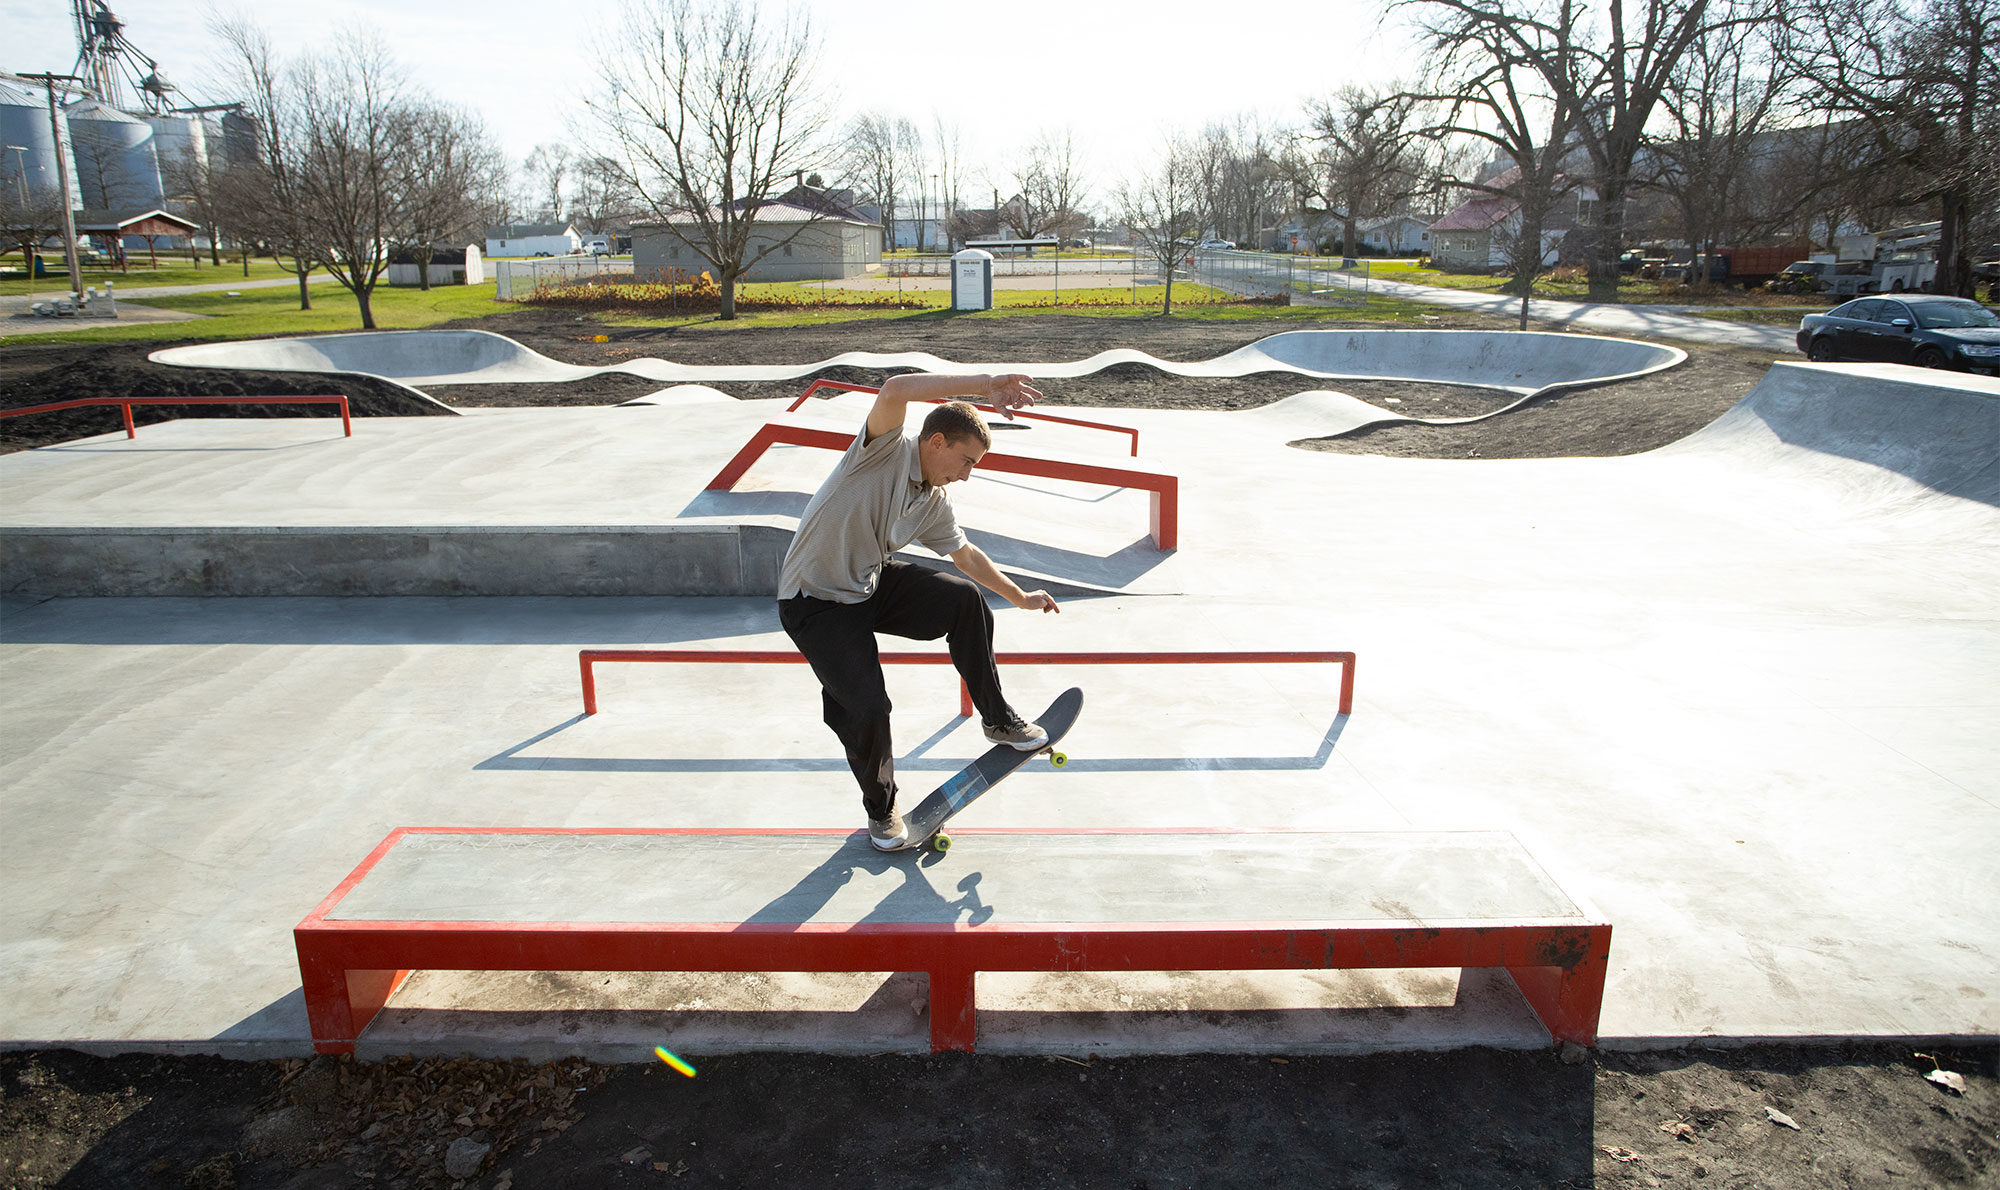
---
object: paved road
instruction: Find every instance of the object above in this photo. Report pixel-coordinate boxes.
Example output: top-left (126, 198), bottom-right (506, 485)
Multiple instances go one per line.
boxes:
top-left (0, 272), bottom-right (339, 312)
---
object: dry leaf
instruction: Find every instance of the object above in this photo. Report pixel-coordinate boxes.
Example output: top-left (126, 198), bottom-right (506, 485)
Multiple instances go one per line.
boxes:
top-left (1765, 1107), bottom-right (1801, 1130)
top-left (1601, 1146), bottom-right (1641, 1163)
top-left (1926, 1068), bottom-right (1968, 1095)
top-left (1659, 1120), bottom-right (1697, 1142)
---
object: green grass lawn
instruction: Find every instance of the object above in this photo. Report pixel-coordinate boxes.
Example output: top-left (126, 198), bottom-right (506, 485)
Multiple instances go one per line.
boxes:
top-left (0, 254), bottom-right (306, 297)
top-left (0, 280), bottom-right (504, 346)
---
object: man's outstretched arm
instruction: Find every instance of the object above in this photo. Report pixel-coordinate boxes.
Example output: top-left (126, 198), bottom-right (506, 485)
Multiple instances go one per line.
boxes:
top-left (864, 373), bottom-right (1044, 443)
top-left (949, 542), bottom-right (1059, 614)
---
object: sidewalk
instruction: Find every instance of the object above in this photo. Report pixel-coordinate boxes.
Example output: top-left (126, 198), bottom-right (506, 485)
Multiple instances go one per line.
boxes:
top-left (0, 272), bottom-right (340, 313)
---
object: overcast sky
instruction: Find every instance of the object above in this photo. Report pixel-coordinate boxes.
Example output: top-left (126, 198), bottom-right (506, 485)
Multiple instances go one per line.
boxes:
top-left (5, 0), bottom-right (1416, 201)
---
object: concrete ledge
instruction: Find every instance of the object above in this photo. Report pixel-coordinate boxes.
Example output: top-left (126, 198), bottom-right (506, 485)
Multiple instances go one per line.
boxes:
top-left (0, 523), bottom-right (797, 597)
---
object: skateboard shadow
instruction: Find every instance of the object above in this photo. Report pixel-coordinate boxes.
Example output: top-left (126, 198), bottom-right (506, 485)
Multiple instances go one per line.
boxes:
top-left (739, 835), bottom-right (993, 929)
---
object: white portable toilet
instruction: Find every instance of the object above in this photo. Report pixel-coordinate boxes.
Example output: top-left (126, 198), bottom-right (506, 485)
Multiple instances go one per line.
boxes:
top-left (951, 248), bottom-right (993, 311)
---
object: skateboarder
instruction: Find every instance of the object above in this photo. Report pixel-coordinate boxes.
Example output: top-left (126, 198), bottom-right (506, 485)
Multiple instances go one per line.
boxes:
top-left (777, 372), bottom-right (1060, 850)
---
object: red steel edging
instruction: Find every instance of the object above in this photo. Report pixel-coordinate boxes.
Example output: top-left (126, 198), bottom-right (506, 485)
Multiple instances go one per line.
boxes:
top-left (578, 648), bottom-right (1355, 718)
top-left (784, 378), bottom-right (1140, 455)
top-left (0, 394), bottom-right (353, 439)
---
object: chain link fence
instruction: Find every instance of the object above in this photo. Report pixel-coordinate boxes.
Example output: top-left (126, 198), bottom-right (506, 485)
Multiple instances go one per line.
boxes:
top-left (1185, 249), bottom-right (1371, 307)
top-left (494, 256), bottom-right (633, 301)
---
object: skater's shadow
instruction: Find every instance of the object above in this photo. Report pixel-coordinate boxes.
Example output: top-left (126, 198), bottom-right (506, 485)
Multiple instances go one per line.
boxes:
top-left (738, 836), bottom-right (993, 930)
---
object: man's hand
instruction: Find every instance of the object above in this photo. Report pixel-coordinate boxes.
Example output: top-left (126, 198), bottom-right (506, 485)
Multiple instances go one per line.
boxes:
top-left (1015, 589), bottom-right (1059, 614)
top-left (987, 373), bottom-right (1044, 420)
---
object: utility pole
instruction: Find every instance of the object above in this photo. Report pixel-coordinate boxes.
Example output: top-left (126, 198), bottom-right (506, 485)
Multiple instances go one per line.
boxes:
top-left (19, 73), bottom-right (85, 296)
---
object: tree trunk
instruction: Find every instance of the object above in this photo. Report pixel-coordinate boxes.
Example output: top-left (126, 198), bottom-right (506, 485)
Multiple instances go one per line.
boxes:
top-left (1937, 188), bottom-right (1971, 297)
top-left (719, 274), bottom-right (738, 320)
top-left (355, 286), bottom-right (375, 330)
top-left (1586, 171), bottom-right (1628, 302)
top-left (296, 262), bottom-right (312, 311)
top-left (416, 246), bottom-right (433, 292)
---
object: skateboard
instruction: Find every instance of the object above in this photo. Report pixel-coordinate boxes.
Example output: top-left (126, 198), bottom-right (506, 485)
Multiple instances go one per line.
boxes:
top-left (896, 687), bottom-right (1083, 853)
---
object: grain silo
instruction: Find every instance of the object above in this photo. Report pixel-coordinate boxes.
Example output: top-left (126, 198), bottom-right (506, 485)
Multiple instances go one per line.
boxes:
top-left (0, 75), bottom-right (75, 207)
top-left (63, 96), bottom-right (163, 211)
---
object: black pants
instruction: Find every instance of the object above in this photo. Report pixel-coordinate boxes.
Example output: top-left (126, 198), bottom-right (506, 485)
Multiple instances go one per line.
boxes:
top-left (779, 561), bottom-right (1010, 820)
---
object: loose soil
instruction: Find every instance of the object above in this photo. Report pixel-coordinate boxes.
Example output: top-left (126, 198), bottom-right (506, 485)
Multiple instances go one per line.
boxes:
top-left (7, 307), bottom-right (1980, 1188)
top-left (1, 1045), bottom-right (1992, 1188)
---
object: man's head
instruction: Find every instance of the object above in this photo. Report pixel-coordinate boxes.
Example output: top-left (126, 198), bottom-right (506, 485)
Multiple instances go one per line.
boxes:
top-left (918, 400), bottom-right (991, 487)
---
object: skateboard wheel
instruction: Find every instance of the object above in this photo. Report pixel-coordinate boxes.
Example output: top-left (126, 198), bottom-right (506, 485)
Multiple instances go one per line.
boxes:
top-left (1049, 750), bottom-right (1067, 768)
top-left (933, 833), bottom-right (952, 852)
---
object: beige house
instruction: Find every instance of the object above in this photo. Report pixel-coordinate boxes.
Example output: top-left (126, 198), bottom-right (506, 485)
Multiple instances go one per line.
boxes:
top-left (631, 198), bottom-right (882, 282)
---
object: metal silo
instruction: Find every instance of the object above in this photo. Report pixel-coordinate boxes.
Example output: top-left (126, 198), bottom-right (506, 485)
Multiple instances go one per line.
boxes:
top-left (145, 112), bottom-right (208, 195)
top-left (63, 96), bottom-right (162, 210)
top-left (0, 76), bottom-right (74, 208)
top-left (219, 109), bottom-right (262, 170)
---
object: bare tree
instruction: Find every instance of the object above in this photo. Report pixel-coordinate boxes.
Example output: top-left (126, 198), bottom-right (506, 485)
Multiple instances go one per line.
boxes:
top-left (895, 118), bottom-right (928, 250)
top-left (523, 142), bottom-right (572, 222)
top-left (568, 155), bottom-right (639, 235)
top-left (932, 116), bottom-right (963, 250)
top-left (394, 103), bottom-right (499, 291)
top-left (0, 162), bottom-right (70, 270)
top-left (1643, 18), bottom-right (1799, 278)
top-left (1119, 135), bottom-right (1210, 315)
top-left (160, 141), bottom-right (225, 267)
top-left (289, 32), bottom-right (413, 328)
top-left (212, 14), bottom-right (321, 310)
top-left (1193, 118), bottom-right (1290, 251)
top-left (1401, 0), bottom-right (1771, 300)
top-left (1784, 0), bottom-right (1998, 296)
top-left (844, 112), bottom-right (913, 247)
top-left (1013, 129), bottom-right (1088, 242)
top-left (1406, 0), bottom-right (1588, 326)
top-left (1301, 86), bottom-right (1427, 259)
top-left (590, 0), bottom-right (831, 320)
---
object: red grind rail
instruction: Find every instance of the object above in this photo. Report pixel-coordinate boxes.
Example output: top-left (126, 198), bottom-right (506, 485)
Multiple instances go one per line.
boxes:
top-left (579, 648), bottom-right (1355, 718)
top-left (0, 394), bottom-right (353, 439)
top-left (784, 378), bottom-right (1140, 456)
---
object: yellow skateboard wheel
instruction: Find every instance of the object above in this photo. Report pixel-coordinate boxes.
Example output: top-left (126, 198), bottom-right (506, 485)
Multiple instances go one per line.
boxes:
top-left (1049, 751), bottom-right (1068, 768)
top-left (933, 833), bottom-right (952, 852)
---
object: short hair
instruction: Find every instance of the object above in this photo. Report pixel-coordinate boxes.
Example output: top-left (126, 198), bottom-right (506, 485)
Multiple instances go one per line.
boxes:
top-left (921, 400), bottom-right (991, 451)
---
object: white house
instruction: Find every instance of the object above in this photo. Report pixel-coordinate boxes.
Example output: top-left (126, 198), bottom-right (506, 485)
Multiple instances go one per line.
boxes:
top-left (1356, 216), bottom-right (1435, 255)
top-left (388, 243), bottom-right (484, 286)
top-left (486, 222), bottom-right (581, 257)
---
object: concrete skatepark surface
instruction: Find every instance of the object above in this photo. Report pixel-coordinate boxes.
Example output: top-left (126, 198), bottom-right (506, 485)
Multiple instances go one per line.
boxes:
top-left (0, 335), bottom-right (1995, 1064)
top-left (151, 327), bottom-right (1685, 431)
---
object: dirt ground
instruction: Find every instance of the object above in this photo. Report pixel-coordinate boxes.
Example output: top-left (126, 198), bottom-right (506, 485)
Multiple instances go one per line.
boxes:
top-left (5, 307), bottom-right (1992, 1187)
top-left (1, 1044), bottom-right (1992, 1188)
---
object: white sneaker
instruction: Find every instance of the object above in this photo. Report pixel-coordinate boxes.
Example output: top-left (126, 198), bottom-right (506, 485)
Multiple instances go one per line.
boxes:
top-left (982, 711), bottom-right (1049, 751)
top-left (868, 810), bottom-right (910, 851)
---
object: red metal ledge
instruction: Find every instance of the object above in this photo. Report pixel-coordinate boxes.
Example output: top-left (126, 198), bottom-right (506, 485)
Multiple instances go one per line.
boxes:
top-left (577, 648), bottom-right (1356, 718)
top-left (0, 395), bottom-right (353, 439)
top-left (705, 413), bottom-right (1179, 550)
top-left (295, 827), bottom-right (1606, 1056)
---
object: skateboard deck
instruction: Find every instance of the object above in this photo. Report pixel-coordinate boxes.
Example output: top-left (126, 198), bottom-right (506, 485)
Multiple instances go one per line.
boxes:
top-left (896, 687), bottom-right (1083, 852)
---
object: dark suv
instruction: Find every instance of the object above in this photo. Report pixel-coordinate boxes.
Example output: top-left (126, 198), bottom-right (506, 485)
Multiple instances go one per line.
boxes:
top-left (1796, 295), bottom-right (2000, 374)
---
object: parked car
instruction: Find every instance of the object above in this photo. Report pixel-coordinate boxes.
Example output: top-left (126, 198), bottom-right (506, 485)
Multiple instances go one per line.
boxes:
top-left (1795, 294), bottom-right (2000, 374)
top-left (1197, 239), bottom-right (1235, 250)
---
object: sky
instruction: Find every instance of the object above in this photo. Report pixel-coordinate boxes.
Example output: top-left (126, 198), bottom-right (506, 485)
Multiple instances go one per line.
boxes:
top-left (4, 0), bottom-right (1416, 204)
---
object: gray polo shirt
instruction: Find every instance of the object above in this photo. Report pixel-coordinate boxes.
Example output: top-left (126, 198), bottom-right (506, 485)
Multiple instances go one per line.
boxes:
top-left (776, 428), bottom-right (967, 602)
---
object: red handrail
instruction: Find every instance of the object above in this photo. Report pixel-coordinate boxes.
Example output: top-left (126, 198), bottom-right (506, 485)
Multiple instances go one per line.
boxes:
top-left (0, 395), bottom-right (353, 440)
top-left (578, 648), bottom-right (1355, 718)
top-left (784, 378), bottom-right (1140, 456)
